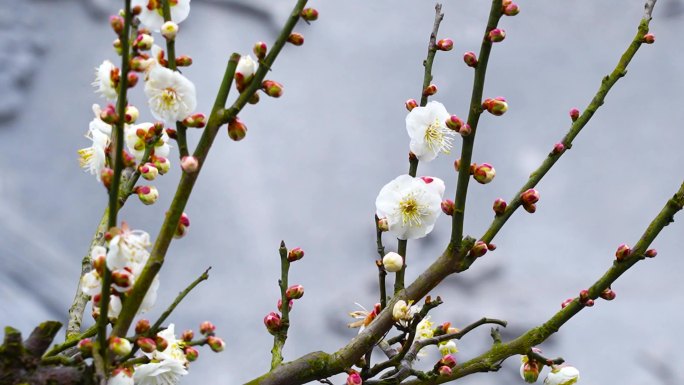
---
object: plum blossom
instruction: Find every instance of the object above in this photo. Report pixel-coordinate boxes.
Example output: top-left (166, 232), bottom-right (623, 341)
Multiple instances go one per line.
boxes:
top-left (544, 365), bottom-right (580, 385)
top-left (135, 324), bottom-right (188, 385)
top-left (125, 122), bottom-right (171, 162)
top-left (77, 128), bottom-right (109, 181)
top-left (144, 66), bottom-right (197, 123)
top-left (132, 0), bottom-right (191, 32)
top-left (93, 60), bottom-right (119, 100)
top-left (106, 224), bottom-right (152, 271)
top-left (376, 175), bottom-right (445, 240)
top-left (406, 101), bottom-right (454, 162)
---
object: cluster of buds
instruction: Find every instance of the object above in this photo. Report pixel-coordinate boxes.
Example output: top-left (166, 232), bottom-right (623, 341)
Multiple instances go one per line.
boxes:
top-left (473, 163), bottom-right (496, 184)
top-left (436, 38), bottom-right (454, 51)
top-left (615, 243), bottom-right (631, 262)
top-left (434, 354), bottom-right (457, 377)
top-left (198, 321), bottom-right (225, 353)
top-left (520, 189), bottom-right (539, 213)
top-left (174, 212), bottom-right (191, 239)
top-left (482, 97), bottom-right (508, 116)
top-left (445, 115), bottom-right (470, 136)
top-left (502, 0), bottom-right (520, 16)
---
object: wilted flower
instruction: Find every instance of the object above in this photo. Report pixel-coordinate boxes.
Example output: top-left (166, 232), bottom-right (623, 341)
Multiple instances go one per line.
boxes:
top-left (406, 101), bottom-right (454, 162)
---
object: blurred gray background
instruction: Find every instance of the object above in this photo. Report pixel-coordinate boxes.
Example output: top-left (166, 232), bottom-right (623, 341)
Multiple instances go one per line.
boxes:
top-left (1, 0), bottom-right (683, 384)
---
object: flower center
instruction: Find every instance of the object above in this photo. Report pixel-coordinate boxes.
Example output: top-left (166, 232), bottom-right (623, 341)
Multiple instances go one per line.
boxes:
top-left (161, 88), bottom-right (178, 107)
top-left (397, 192), bottom-right (429, 227)
top-left (424, 118), bottom-right (454, 154)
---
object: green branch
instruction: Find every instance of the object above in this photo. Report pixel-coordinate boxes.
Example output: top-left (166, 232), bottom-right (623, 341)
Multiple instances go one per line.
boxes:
top-left (271, 242), bottom-right (291, 369)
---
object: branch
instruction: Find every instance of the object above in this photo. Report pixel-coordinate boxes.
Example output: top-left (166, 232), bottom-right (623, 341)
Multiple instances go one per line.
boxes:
top-left (271, 242), bottom-right (291, 369)
top-left (151, 267), bottom-right (211, 333)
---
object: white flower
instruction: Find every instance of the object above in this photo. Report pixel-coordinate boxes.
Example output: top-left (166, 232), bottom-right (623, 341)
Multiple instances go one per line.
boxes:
top-left (77, 127), bottom-right (110, 181)
top-left (81, 270), bottom-right (101, 296)
top-left (106, 225), bottom-right (152, 271)
top-left (89, 104), bottom-right (112, 136)
top-left (145, 66), bottom-right (197, 123)
top-left (382, 252), bottom-right (403, 272)
top-left (108, 369), bottom-right (134, 385)
top-left (125, 122), bottom-right (171, 162)
top-left (544, 365), bottom-right (580, 385)
top-left (375, 175), bottom-right (445, 240)
top-left (139, 274), bottom-right (160, 313)
top-left (132, 0), bottom-right (191, 32)
top-left (93, 60), bottom-right (119, 100)
top-left (109, 294), bottom-right (123, 320)
top-left (406, 101), bottom-right (454, 162)
top-left (392, 300), bottom-right (410, 321)
top-left (135, 324), bottom-right (188, 385)
top-left (235, 55), bottom-right (257, 83)
top-left (438, 340), bottom-right (458, 356)
top-left (416, 316), bottom-right (434, 340)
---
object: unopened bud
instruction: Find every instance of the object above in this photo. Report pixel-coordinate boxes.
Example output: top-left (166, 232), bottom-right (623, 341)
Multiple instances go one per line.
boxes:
top-left (382, 251), bottom-right (403, 273)
top-left (405, 99), bottom-right (418, 111)
top-left (134, 33), bottom-right (153, 51)
top-left (445, 115), bottom-right (463, 131)
top-left (346, 372), bottom-right (363, 385)
top-left (101, 167), bottom-right (114, 190)
top-left (100, 104), bottom-right (119, 124)
top-left (441, 199), bottom-right (455, 216)
top-left (552, 143), bottom-right (565, 155)
top-left (135, 319), bottom-right (151, 335)
top-left (207, 336), bottom-right (225, 352)
top-left (125, 105), bottom-right (139, 123)
top-left (523, 203), bottom-right (536, 213)
top-left (181, 156), bottom-right (199, 173)
top-left (183, 113), bottom-right (206, 128)
top-left (463, 51), bottom-right (478, 67)
top-left (300, 8), bottom-right (319, 21)
top-left (277, 298), bottom-right (294, 312)
top-left (184, 346), bottom-right (199, 361)
top-left (422, 84), bottom-right (438, 96)
top-left (569, 108), bottom-right (580, 121)
top-left (287, 33), bottom-right (304, 46)
top-left (561, 298), bottom-right (574, 308)
top-left (181, 329), bottom-right (194, 342)
top-left (176, 55), bottom-right (193, 67)
top-left (377, 217), bottom-right (389, 232)
top-left (113, 38), bottom-right (122, 55)
top-left (440, 354), bottom-right (457, 368)
top-left (615, 243), bottom-right (631, 261)
top-left (459, 123), bottom-right (472, 136)
top-left (645, 248), bottom-right (657, 258)
top-left (287, 247), bottom-right (305, 262)
top-left (488, 28), bottom-right (506, 43)
top-left (487, 243), bottom-right (497, 251)
top-left (227, 118), bottom-right (248, 141)
top-left (136, 185), bottom-right (159, 205)
top-left (600, 288), bottom-right (616, 301)
top-left (199, 321), bottom-right (216, 335)
top-left (78, 338), bottom-right (94, 357)
top-left (521, 359), bottom-right (540, 383)
top-left (520, 189), bottom-right (539, 205)
top-left (584, 299), bottom-right (595, 307)
top-left (264, 312), bottom-right (282, 334)
top-left (436, 38), bottom-right (454, 51)
top-left (136, 337), bottom-right (157, 353)
top-left (110, 15), bottom-right (124, 35)
top-left (262, 80), bottom-right (284, 98)
top-left (483, 97), bottom-right (508, 116)
top-left (139, 163), bottom-right (159, 181)
top-left (109, 337), bottom-right (132, 357)
top-left (470, 241), bottom-right (488, 258)
top-left (155, 336), bottom-right (168, 352)
top-left (473, 163), bottom-right (496, 184)
top-left (579, 289), bottom-right (590, 302)
top-left (438, 365), bottom-right (452, 377)
top-left (503, 2), bottom-right (520, 16)
top-left (643, 33), bottom-right (655, 44)
top-left (161, 21), bottom-right (178, 40)
top-left (111, 269), bottom-right (134, 291)
top-left (235, 55), bottom-right (258, 85)
top-left (286, 284), bottom-right (305, 300)
top-left (493, 198), bottom-right (507, 215)
top-left (153, 156), bottom-right (170, 174)
top-left (253, 41), bottom-right (268, 60)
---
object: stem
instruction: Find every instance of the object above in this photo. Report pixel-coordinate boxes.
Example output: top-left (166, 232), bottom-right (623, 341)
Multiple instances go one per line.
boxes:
top-left (111, 0), bottom-right (310, 338)
top-left (450, 0), bottom-right (503, 251)
top-left (151, 267), bottom-right (211, 332)
top-left (271, 242), bottom-right (291, 369)
top-left (44, 325), bottom-right (98, 358)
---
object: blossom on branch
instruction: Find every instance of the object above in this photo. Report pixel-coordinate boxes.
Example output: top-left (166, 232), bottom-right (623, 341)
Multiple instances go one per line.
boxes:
top-left (145, 66), bottom-right (197, 123)
top-left (406, 101), bottom-right (454, 162)
top-left (132, 0), bottom-right (191, 32)
top-left (93, 60), bottom-right (119, 100)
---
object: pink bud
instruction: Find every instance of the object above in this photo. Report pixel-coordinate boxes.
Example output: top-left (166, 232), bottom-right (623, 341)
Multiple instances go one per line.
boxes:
top-left (615, 243), bottom-right (631, 262)
top-left (445, 115), bottom-right (463, 131)
top-left (100, 104), bottom-right (119, 124)
top-left (228, 117), bottom-right (248, 141)
top-left (111, 269), bottom-right (134, 291)
top-left (473, 163), bottom-right (496, 184)
top-left (422, 84), bottom-right (438, 96)
top-left (600, 288), bottom-right (616, 301)
top-left (127, 72), bottom-right (139, 88)
top-left (584, 299), bottom-right (595, 307)
top-left (521, 360), bottom-right (540, 383)
top-left (579, 289), bottom-right (590, 302)
top-left (155, 336), bottom-right (168, 352)
top-left (470, 241), bottom-right (488, 258)
top-left (463, 51), bottom-right (478, 67)
top-left (182, 113), bottom-right (206, 128)
top-left (561, 298), bottom-right (574, 308)
top-left (523, 203), bottom-right (537, 213)
top-left (483, 97), bottom-right (508, 116)
top-left (136, 185), bottom-right (159, 205)
top-left (135, 319), bottom-right (151, 335)
top-left (207, 336), bottom-right (225, 352)
top-left (520, 189), bottom-right (540, 205)
top-left (459, 123), bottom-right (472, 136)
top-left (253, 41), bottom-right (268, 60)
top-left (569, 108), bottom-right (580, 121)
top-left (277, 298), bottom-right (294, 312)
top-left (441, 199), bottom-right (455, 216)
top-left (645, 248), bottom-right (657, 258)
top-left (420, 176), bottom-right (434, 184)
top-left (262, 80), bottom-right (284, 98)
top-left (264, 312), bottom-right (282, 334)
top-left (405, 99), bottom-right (418, 111)
top-left (503, 2), bottom-right (520, 16)
top-left (181, 156), bottom-right (199, 173)
top-left (488, 28), bottom-right (506, 43)
top-left (286, 284), bottom-right (305, 300)
top-left (181, 329), bottom-right (194, 342)
top-left (110, 15), bottom-right (124, 35)
top-left (440, 354), bottom-right (457, 368)
top-left (493, 198), bottom-right (507, 215)
top-left (346, 372), bottom-right (363, 385)
top-left (136, 337), bottom-right (156, 353)
top-left (300, 8), bottom-right (319, 21)
top-left (438, 365), bottom-right (452, 377)
top-left (487, 243), bottom-right (497, 251)
top-left (643, 33), bottom-right (655, 44)
top-left (552, 143), bottom-right (565, 155)
top-left (287, 33), bottom-right (305, 46)
top-left (288, 247), bottom-right (305, 262)
top-left (436, 38), bottom-right (454, 51)
top-left (184, 346), bottom-right (199, 361)
top-left (176, 55), bottom-right (193, 67)
top-left (108, 337), bottom-right (132, 357)
top-left (78, 338), bottom-right (94, 357)
top-left (200, 321), bottom-right (216, 335)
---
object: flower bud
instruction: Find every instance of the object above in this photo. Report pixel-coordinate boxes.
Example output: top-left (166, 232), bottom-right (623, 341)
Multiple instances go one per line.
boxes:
top-left (459, 123), bottom-right (472, 136)
top-left (615, 243), bottom-right (631, 261)
top-left (488, 28), bottom-right (506, 43)
top-left (382, 252), bottom-right (403, 273)
top-left (207, 336), bottom-right (225, 352)
top-left (445, 115), bottom-right (463, 131)
top-left (463, 51), bottom-right (478, 67)
top-left (520, 359), bottom-right (540, 383)
top-left (520, 189), bottom-right (540, 205)
top-left (473, 163), bottom-right (496, 184)
top-left (110, 15), bottom-right (124, 35)
top-left (287, 247), bottom-right (305, 262)
top-left (182, 113), bottom-right (206, 128)
top-left (93, 254), bottom-right (106, 276)
top-left (101, 167), bottom-right (114, 190)
top-left (287, 33), bottom-right (304, 46)
top-left (100, 104), bottom-right (119, 124)
top-left (136, 185), bottom-right (159, 205)
top-left (176, 55), bottom-right (193, 67)
top-left (643, 33), bottom-right (655, 44)
top-left (286, 284), bottom-right (305, 300)
top-left (135, 319), bottom-right (151, 335)
top-left (136, 337), bottom-right (157, 353)
top-left (436, 38), bottom-right (454, 51)
top-left (277, 298), bottom-right (294, 312)
top-left (235, 55), bottom-right (258, 85)
top-left (109, 337), bottom-right (132, 357)
top-left (377, 217), bottom-right (389, 232)
top-left (181, 329), bottom-right (194, 342)
top-left (111, 269), bottom-right (134, 291)
top-left (392, 300), bottom-right (410, 321)
top-left (438, 365), bottom-right (452, 377)
top-left (569, 108), bottom-right (580, 121)
top-left (78, 338), bottom-right (94, 357)
top-left (346, 372), bottom-right (362, 385)
top-left (153, 156), bottom-right (170, 174)
top-left (181, 156), bottom-right (199, 174)
top-left (523, 203), bottom-right (537, 213)
top-left (440, 354), bottom-right (457, 368)
top-left (200, 321), bottom-right (216, 335)
top-left (113, 38), bottom-right (122, 55)
top-left (561, 298), bottom-right (574, 308)
top-left (264, 312), bottom-right (282, 334)
top-left (493, 198), bottom-right (507, 215)
top-left (262, 80), bottom-right (284, 98)
top-left (483, 97), bottom-right (508, 116)
top-left (405, 99), bottom-right (418, 111)
top-left (579, 289), bottom-right (590, 302)
top-left (584, 299), bottom-right (595, 307)
top-left (469, 241), bottom-right (488, 258)
top-left (124, 105), bottom-right (139, 124)
top-left (441, 199), bottom-right (455, 216)
top-left (253, 41), bottom-right (268, 60)
top-left (184, 346), bottom-right (199, 361)
top-left (645, 248), bottom-right (657, 258)
top-left (487, 243), bottom-right (497, 251)
top-left (227, 118), bottom-right (248, 141)
top-left (503, 2), bottom-right (520, 16)
top-left (552, 143), bottom-right (565, 155)
top-left (422, 84), bottom-right (438, 96)
top-left (155, 336), bottom-right (168, 352)
top-left (544, 365), bottom-right (580, 385)
top-left (300, 8), bottom-right (319, 21)
top-left (139, 163), bottom-right (159, 181)
top-left (600, 288), bottom-right (616, 301)
top-left (161, 21), bottom-right (179, 40)
top-left (134, 33), bottom-right (154, 51)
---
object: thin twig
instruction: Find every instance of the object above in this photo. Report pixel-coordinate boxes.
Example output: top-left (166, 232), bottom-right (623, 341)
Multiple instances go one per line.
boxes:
top-left (271, 242), bottom-right (291, 369)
